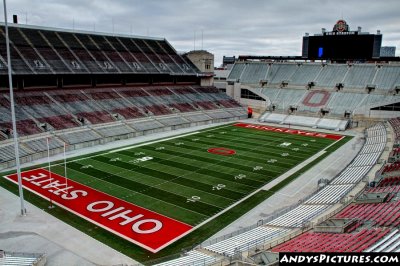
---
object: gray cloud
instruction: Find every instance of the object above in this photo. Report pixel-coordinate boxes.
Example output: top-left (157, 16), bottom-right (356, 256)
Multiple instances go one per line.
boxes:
top-left (1, 0), bottom-right (399, 65)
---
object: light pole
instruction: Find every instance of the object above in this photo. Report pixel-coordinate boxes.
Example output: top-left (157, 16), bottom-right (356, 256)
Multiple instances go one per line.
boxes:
top-left (3, 0), bottom-right (26, 215)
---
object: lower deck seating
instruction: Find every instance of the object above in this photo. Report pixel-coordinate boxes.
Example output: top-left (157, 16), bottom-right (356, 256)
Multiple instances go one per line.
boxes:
top-left (22, 137), bottom-right (64, 153)
top-left (0, 120), bottom-right (43, 136)
top-left (0, 85), bottom-right (242, 140)
top-left (366, 185), bottom-right (400, 193)
top-left (335, 200), bottom-right (400, 227)
top-left (0, 253), bottom-right (44, 266)
top-left (272, 228), bottom-right (389, 252)
top-left (204, 227), bottom-right (288, 256)
top-left (365, 229), bottom-right (400, 252)
top-left (58, 130), bottom-right (102, 145)
top-left (154, 251), bottom-right (218, 266)
top-left (94, 124), bottom-right (135, 138)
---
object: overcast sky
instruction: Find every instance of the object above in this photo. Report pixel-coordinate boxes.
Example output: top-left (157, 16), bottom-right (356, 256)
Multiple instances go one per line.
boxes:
top-left (2, 0), bottom-right (400, 65)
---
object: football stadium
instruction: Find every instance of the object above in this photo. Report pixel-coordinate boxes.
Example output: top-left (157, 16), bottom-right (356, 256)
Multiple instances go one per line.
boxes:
top-left (0, 2), bottom-right (400, 266)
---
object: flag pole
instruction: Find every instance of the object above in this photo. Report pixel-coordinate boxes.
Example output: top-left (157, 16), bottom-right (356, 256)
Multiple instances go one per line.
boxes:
top-left (3, 0), bottom-right (26, 216)
top-left (47, 137), bottom-right (54, 209)
top-left (64, 142), bottom-right (68, 191)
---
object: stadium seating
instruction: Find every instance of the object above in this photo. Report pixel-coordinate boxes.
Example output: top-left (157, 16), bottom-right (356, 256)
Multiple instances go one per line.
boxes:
top-left (268, 64), bottom-right (298, 84)
top-left (229, 60), bottom-right (400, 121)
top-left (94, 124), bottom-right (135, 138)
top-left (22, 137), bottom-right (64, 153)
top-left (315, 64), bottom-right (348, 87)
top-left (57, 129), bottom-right (102, 145)
top-left (272, 228), bottom-right (389, 252)
top-left (365, 229), bottom-right (400, 252)
top-left (259, 113), bottom-right (349, 131)
top-left (240, 63), bottom-right (269, 84)
top-left (389, 117), bottom-right (400, 139)
top-left (343, 65), bottom-right (377, 89)
top-left (366, 185), bottom-right (400, 194)
top-left (289, 64), bottom-right (321, 86)
top-left (335, 201), bottom-right (400, 227)
top-left (304, 184), bottom-right (354, 205)
top-left (0, 251), bottom-right (45, 266)
top-left (299, 90), bottom-right (331, 113)
top-left (378, 176), bottom-right (400, 187)
top-left (265, 205), bottom-right (330, 228)
top-left (204, 227), bottom-right (289, 256)
top-left (330, 166), bottom-right (371, 185)
top-left (0, 85), bottom-right (242, 141)
top-left (1, 24), bottom-right (199, 75)
top-left (153, 251), bottom-right (218, 266)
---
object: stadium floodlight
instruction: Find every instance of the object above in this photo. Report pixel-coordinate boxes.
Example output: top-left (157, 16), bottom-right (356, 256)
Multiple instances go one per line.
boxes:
top-left (3, 0), bottom-right (26, 216)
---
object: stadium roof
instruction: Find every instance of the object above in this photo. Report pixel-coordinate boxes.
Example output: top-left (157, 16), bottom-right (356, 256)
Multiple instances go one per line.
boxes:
top-left (0, 22), bottom-right (165, 41)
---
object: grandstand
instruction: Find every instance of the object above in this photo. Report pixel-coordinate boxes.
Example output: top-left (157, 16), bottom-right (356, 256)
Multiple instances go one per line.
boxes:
top-left (0, 251), bottom-right (46, 266)
top-left (0, 23), bottom-right (246, 170)
top-left (228, 62), bottom-right (400, 124)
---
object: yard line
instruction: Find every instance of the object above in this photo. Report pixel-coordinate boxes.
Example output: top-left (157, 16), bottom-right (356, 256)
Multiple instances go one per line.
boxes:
top-left (51, 123), bottom-right (235, 168)
top-left (108, 131), bottom-right (201, 154)
top-left (69, 161), bottom-right (220, 218)
top-left (49, 123), bottom-right (340, 227)
top-left (84, 155), bottom-right (236, 206)
top-left (191, 136), bottom-right (345, 231)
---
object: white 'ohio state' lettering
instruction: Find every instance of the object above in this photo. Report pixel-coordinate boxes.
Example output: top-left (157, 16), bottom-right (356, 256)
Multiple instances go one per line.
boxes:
top-left (87, 201), bottom-right (163, 234)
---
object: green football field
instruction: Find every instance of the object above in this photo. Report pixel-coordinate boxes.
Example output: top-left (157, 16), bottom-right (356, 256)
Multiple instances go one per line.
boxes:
top-left (45, 123), bottom-right (340, 227)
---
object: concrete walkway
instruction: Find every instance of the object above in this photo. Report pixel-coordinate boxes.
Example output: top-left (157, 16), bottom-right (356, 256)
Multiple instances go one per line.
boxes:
top-left (0, 186), bottom-right (137, 266)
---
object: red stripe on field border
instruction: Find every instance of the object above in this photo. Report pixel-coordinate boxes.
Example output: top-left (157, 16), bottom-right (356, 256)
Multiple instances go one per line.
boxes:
top-left (4, 169), bottom-right (193, 253)
top-left (234, 123), bottom-right (343, 140)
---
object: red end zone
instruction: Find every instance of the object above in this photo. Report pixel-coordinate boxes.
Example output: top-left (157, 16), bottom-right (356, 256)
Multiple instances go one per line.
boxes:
top-left (234, 123), bottom-right (343, 140)
top-left (4, 169), bottom-right (192, 253)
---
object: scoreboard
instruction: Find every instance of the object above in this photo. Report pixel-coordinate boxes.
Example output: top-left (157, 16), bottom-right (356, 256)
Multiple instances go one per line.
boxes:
top-left (302, 20), bottom-right (382, 60)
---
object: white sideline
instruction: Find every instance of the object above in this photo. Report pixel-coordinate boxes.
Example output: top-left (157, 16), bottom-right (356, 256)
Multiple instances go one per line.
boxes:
top-left (108, 131), bottom-right (200, 154)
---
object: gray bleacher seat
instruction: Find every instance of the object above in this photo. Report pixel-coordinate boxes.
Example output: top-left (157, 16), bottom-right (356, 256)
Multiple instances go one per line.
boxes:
top-left (260, 113), bottom-right (287, 124)
top-left (240, 63), bottom-right (269, 84)
top-left (290, 64), bottom-right (322, 86)
top-left (128, 119), bottom-right (164, 131)
top-left (284, 116), bottom-right (319, 128)
top-left (0, 144), bottom-right (30, 162)
top-left (22, 137), bottom-right (64, 153)
top-left (206, 111), bottom-right (232, 119)
top-left (315, 64), bottom-right (348, 87)
top-left (343, 65), bottom-right (377, 89)
top-left (266, 204), bottom-right (330, 228)
top-left (228, 63), bottom-right (246, 81)
top-left (157, 116), bottom-right (189, 126)
top-left (364, 229), bottom-right (400, 252)
top-left (331, 165), bottom-right (371, 185)
top-left (94, 124), bottom-right (135, 137)
top-left (154, 250), bottom-right (218, 266)
top-left (269, 64), bottom-right (298, 84)
top-left (204, 227), bottom-right (288, 256)
top-left (305, 184), bottom-right (354, 205)
top-left (374, 66), bottom-right (400, 91)
top-left (58, 129), bottom-right (101, 144)
top-left (183, 113), bottom-right (211, 122)
top-left (327, 92), bottom-right (368, 114)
